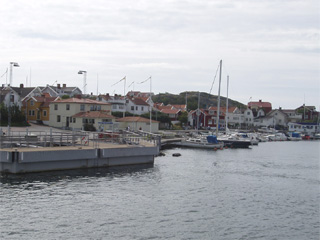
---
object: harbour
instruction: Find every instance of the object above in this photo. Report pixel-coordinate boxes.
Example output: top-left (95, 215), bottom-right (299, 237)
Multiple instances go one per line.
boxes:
top-left (0, 126), bottom-right (160, 174)
top-left (1, 141), bottom-right (319, 239)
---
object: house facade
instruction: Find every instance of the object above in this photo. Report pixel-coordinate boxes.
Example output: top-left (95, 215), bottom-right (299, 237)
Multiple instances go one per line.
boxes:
top-left (21, 95), bottom-right (60, 125)
top-left (71, 111), bottom-right (116, 131)
top-left (49, 98), bottom-right (111, 130)
top-left (116, 116), bottom-right (159, 132)
top-left (97, 94), bottom-right (126, 113)
top-left (42, 84), bottom-right (82, 98)
top-left (126, 97), bottom-right (150, 115)
top-left (253, 109), bottom-right (288, 128)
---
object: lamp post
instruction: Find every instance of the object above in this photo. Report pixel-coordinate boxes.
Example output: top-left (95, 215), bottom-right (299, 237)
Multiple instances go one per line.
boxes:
top-left (78, 70), bottom-right (87, 95)
top-left (9, 62), bottom-right (19, 87)
top-left (8, 62), bottom-right (19, 131)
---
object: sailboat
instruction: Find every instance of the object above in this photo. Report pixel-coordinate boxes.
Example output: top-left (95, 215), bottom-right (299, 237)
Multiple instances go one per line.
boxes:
top-left (178, 91), bottom-right (224, 149)
top-left (215, 61), bottom-right (251, 148)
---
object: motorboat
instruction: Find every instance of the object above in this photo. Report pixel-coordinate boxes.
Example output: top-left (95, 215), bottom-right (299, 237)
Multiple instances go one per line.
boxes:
top-left (176, 135), bottom-right (224, 150)
top-left (287, 132), bottom-right (302, 141)
top-left (218, 133), bottom-right (252, 148)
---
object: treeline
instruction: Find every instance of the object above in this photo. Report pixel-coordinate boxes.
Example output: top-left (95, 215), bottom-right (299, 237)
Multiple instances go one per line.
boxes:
top-left (152, 91), bottom-right (245, 111)
top-left (0, 103), bottom-right (28, 126)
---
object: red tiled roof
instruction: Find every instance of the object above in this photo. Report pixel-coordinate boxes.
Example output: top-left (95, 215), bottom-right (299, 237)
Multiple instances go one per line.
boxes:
top-left (160, 109), bottom-right (180, 114)
top-left (128, 97), bottom-right (149, 106)
top-left (116, 116), bottom-right (159, 123)
top-left (72, 111), bottom-right (114, 118)
top-left (248, 101), bottom-right (272, 108)
top-left (169, 104), bottom-right (186, 110)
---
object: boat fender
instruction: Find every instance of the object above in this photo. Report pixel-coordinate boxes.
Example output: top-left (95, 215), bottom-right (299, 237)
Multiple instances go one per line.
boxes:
top-left (172, 153), bottom-right (181, 157)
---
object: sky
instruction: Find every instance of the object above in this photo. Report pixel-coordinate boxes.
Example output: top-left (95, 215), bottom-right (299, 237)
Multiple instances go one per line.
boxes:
top-left (0, 0), bottom-right (319, 109)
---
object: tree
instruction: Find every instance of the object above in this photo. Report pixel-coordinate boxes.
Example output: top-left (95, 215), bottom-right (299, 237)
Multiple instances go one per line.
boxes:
top-left (178, 111), bottom-right (188, 126)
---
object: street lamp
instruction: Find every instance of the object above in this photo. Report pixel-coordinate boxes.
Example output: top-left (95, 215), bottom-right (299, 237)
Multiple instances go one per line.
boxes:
top-left (78, 70), bottom-right (87, 95)
top-left (9, 62), bottom-right (19, 86)
top-left (8, 62), bottom-right (19, 131)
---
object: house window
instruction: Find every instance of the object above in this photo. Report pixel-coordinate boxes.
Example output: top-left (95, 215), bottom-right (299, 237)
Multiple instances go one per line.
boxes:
top-left (31, 110), bottom-right (35, 116)
top-left (131, 106), bottom-right (134, 111)
top-left (112, 105), bottom-right (117, 109)
top-left (136, 106), bottom-right (138, 110)
top-left (73, 118), bottom-right (76, 123)
top-left (43, 110), bottom-right (47, 117)
top-left (30, 100), bottom-right (34, 106)
top-left (142, 107), bottom-right (144, 111)
top-left (10, 94), bottom-right (14, 102)
top-left (80, 104), bottom-right (85, 111)
top-left (66, 104), bottom-right (70, 110)
top-left (54, 104), bottom-right (58, 110)
top-left (247, 112), bottom-right (250, 115)
top-left (97, 105), bottom-right (101, 110)
top-left (57, 115), bottom-right (61, 122)
top-left (28, 110), bottom-right (31, 116)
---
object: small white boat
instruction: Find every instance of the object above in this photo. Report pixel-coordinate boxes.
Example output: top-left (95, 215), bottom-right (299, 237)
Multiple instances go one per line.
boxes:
top-left (287, 132), bottom-right (302, 141)
top-left (218, 133), bottom-right (252, 148)
top-left (177, 135), bottom-right (224, 150)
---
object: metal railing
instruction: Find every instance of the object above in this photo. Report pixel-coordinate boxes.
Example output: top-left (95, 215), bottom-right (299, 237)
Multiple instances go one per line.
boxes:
top-left (0, 130), bottom-right (89, 149)
top-left (0, 129), bottom-right (161, 149)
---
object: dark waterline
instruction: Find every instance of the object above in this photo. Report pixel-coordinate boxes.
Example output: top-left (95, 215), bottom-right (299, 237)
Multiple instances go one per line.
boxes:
top-left (1, 141), bottom-right (319, 239)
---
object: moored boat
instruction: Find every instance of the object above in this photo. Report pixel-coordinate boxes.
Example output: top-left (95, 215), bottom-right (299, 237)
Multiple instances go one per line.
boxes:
top-left (218, 133), bottom-right (252, 148)
top-left (176, 135), bottom-right (224, 150)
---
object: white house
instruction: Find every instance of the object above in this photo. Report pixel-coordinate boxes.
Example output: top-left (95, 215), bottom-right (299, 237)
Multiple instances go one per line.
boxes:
top-left (72, 110), bottom-right (116, 131)
top-left (253, 109), bottom-right (288, 128)
top-left (42, 84), bottom-right (82, 98)
top-left (49, 97), bottom-right (112, 130)
top-left (126, 97), bottom-right (150, 115)
top-left (282, 109), bottom-right (302, 123)
top-left (116, 116), bottom-right (159, 132)
top-left (97, 94), bottom-right (126, 113)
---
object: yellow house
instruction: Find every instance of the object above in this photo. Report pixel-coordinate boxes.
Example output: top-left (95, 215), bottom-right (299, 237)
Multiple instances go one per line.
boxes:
top-left (22, 95), bottom-right (60, 125)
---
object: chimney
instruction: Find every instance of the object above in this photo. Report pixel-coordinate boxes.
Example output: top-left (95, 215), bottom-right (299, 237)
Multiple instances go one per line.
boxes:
top-left (20, 83), bottom-right (24, 88)
top-left (57, 84), bottom-right (61, 89)
top-left (63, 84), bottom-right (66, 88)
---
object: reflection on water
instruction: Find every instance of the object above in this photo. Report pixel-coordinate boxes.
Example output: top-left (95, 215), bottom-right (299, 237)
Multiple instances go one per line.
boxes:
top-left (0, 163), bottom-right (155, 186)
top-left (0, 141), bottom-right (319, 240)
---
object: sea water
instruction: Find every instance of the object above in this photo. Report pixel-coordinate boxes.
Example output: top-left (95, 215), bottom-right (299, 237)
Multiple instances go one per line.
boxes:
top-left (1, 141), bottom-right (319, 239)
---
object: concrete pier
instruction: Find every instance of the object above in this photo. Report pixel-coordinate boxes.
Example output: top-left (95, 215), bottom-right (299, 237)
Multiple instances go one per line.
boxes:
top-left (0, 142), bottom-right (158, 174)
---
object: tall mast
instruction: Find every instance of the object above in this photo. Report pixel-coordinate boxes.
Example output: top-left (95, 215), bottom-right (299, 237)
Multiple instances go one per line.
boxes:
top-left (216, 60), bottom-right (222, 136)
top-left (225, 75), bottom-right (229, 132)
top-left (197, 91), bottom-right (200, 132)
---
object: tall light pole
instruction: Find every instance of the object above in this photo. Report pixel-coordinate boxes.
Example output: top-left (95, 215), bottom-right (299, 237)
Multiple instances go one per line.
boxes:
top-left (78, 70), bottom-right (87, 95)
top-left (8, 62), bottom-right (19, 130)
top-left (9, 62), bottom-right (19, 86)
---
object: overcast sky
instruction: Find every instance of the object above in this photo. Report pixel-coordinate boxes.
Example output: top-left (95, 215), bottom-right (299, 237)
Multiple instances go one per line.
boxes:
top-left (0, 0), bottom-right (319, 109)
